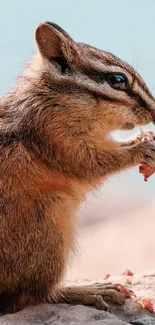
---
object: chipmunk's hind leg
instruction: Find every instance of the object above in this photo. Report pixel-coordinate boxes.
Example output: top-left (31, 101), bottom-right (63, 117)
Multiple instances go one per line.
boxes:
top-left (46, 282), bottom-right (129, 311)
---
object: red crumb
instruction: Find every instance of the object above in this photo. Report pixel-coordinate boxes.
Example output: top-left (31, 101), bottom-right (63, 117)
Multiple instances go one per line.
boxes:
top-left (139, 164), bottom-right (155, 182)
top-left (122, 269), bottom-right (134, 276)
top-left (103, 274), bottom-right (110, 280)
top-left (137, 298), bottom-right (154, 313)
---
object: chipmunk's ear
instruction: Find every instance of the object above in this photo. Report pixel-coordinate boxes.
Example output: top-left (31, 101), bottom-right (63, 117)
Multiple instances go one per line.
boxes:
top-left (35, 22), bottom-right (73, 59)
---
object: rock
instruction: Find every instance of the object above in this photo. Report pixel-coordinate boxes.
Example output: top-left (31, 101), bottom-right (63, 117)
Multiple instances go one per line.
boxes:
top-left (1, 273), bottom-right (155, 325)
top-left (131, 315), bottom-right (155, 325)
top-left (0, 304), bottom-right (130, 325)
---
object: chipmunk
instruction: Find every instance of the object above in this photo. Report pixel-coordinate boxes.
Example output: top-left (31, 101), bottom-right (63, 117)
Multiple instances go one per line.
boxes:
top-left (1, 21), bottom-right (155, 314)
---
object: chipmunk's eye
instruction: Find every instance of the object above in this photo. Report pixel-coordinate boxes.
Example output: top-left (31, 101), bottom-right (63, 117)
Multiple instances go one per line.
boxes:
top-left (52, 56), bottom-right (70, 75)
top-left (107, 73), bottom-right (128, 90)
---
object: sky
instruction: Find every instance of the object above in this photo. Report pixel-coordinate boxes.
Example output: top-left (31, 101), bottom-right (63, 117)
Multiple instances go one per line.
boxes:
top-left (1, 1), bottom-right (155, 275)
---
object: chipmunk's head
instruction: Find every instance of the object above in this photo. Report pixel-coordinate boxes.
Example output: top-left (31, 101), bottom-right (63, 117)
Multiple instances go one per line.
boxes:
top-left (33, 22), bottom-right (155, 140)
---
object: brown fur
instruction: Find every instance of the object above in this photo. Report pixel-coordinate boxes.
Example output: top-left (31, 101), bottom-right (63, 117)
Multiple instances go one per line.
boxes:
top-left (0, 22), bottom-right (155, 313)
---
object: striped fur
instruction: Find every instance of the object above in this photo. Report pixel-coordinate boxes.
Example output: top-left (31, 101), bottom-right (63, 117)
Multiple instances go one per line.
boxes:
top-left (0, 22), bottom-right (155, 313)
top-left (1, 23), bottom-right (155, 139)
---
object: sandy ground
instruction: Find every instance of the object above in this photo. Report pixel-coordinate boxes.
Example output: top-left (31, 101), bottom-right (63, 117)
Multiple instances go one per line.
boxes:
top-left (66, 169), bottom-right (155, 281)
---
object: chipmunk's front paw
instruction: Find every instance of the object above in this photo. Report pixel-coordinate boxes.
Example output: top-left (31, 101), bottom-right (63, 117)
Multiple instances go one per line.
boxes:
top-left (56, 282), bottom-right (131, 311)
top-left (130, 141), bottom-right (155, 168)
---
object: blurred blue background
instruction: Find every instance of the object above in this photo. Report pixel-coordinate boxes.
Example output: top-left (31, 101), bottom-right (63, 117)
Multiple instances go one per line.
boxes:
top-left (1, 0), bottom-right (155, 96)
top-left (1, 0), bottom-right (155, 275)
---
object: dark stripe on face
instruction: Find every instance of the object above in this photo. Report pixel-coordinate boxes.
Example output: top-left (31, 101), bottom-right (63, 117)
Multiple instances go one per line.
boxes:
top-left (82, 68), bottom-right (108, 83)
top-left (44, 72), bottom-right (152, 109)
top-left (43, 72), bottom-right (116, 101)
top-left (83, 52), bottom-right (154, 101)
top-left (82, 66), bottom-right (130, 90)
top-left (44, 72), bottom-right (138, 106)
top-left (78, 68), bottom-right (153, 110)
top-left (126, 88), bottom-right (150, 111)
